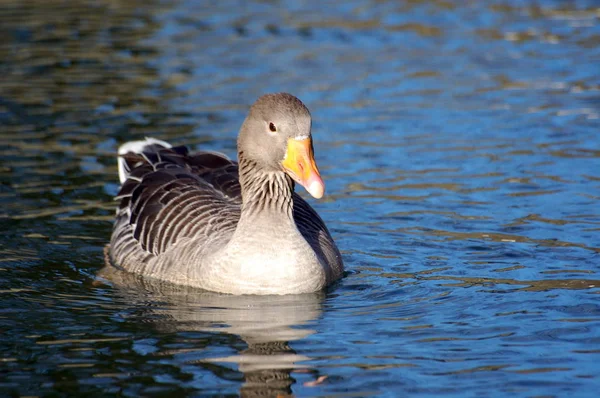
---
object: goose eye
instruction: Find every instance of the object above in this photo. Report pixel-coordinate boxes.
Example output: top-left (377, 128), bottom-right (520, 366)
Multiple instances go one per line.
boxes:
top-left (269, 122), bottom-right (277, 132)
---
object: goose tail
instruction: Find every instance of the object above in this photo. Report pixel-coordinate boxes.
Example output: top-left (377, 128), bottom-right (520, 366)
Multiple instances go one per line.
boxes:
top-left (117, 137), bottom-right (172, 184)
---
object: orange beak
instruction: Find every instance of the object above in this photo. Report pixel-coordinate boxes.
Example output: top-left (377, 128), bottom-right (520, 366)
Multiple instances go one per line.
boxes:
top-left (281, 137), bottom-right (325, 199)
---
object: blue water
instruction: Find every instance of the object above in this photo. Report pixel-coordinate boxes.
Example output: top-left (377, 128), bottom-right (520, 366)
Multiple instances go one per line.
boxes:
top-left (1, 0), bottom-right (599, 396)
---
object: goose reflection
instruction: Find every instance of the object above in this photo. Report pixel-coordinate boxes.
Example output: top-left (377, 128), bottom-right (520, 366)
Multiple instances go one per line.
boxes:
top-left (97, 266), bottom-right (325, 397)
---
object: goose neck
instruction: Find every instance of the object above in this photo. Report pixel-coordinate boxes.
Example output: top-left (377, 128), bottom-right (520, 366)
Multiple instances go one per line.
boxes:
top-left (237, 152), bottom-right (294, 221)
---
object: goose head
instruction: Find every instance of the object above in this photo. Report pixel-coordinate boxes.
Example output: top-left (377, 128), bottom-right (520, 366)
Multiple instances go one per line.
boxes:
top-left (238, 93), bottom-right (325, 199)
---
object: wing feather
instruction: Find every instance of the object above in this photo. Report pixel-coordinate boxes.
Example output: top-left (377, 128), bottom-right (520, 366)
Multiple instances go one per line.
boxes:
top-left (112, 146), bottom-right (241, 261)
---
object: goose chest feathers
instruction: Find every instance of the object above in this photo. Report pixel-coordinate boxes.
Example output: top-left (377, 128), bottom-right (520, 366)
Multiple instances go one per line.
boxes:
top-left (107, 93), bottom-right (344, 295)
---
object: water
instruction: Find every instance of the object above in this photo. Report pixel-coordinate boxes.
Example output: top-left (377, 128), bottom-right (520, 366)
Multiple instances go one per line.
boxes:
top-left (1, 0), bottom-right (599, 396)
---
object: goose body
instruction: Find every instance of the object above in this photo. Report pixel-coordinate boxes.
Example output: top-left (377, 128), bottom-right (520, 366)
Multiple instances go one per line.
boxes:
top-left (107, 93), bottom-right (344, 295)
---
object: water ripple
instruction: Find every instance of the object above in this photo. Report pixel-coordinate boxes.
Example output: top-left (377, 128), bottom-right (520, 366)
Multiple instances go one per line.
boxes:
top-left (1, 0), bottom-right (599, 396)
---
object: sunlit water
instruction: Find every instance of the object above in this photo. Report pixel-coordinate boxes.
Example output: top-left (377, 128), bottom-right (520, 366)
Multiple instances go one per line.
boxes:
top-left (1, 0), bottom-right (599, 396)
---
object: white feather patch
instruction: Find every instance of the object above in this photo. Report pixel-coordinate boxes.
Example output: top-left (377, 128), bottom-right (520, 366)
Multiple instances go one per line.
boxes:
top-left (117, 137), bottom-right (172, 184)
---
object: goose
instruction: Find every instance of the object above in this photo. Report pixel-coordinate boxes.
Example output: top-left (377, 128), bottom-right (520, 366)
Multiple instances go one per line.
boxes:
top-left (107, 93), bottom-right (344, 295)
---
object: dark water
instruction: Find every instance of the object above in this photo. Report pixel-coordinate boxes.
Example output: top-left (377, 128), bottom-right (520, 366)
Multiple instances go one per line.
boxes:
top-left (1, 0), bottom-right (599, 396)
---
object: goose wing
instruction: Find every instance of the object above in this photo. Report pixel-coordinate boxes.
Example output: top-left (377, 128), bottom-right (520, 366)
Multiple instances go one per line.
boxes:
top-left (110, 145), bottom-right (241, 266)
top-left (293, 194), bottom-right (342, 276)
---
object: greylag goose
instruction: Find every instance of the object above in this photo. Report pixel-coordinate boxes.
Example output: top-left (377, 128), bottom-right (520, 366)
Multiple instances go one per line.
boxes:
top-left (107, 93), bottom-right (344, 295)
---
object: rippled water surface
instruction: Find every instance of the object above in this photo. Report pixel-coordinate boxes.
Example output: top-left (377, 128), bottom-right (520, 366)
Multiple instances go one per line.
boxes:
top-left (1, 0), bottom-right (599, 396)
